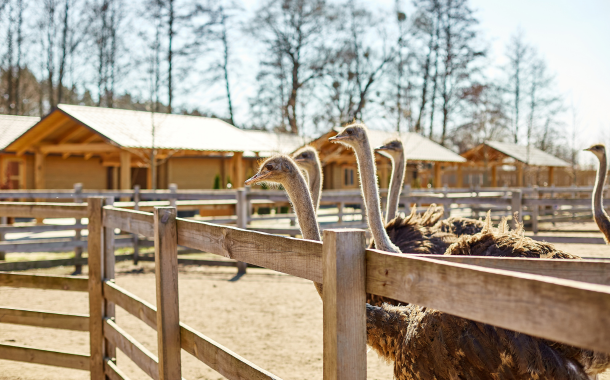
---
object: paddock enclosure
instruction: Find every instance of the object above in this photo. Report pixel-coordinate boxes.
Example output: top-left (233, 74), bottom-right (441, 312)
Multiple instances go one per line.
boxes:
top-left (0, 197), bottom-right (610, 380)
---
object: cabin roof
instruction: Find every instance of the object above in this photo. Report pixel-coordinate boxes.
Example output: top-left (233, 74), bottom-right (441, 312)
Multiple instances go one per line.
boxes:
top-left (462, 141), bottom-right (571, 167)
top-left (0, 115), bottom-right (40, 150)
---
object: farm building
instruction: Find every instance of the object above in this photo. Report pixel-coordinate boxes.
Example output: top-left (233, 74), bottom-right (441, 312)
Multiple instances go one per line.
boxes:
top-left (0, 115), bottom-right (40, 189)
top-left (1, 105), bottom-right (305, 190)
top-left (461, 141), bottom-right (572, 187)
top-left (305, 127), bottom-right (467, 189)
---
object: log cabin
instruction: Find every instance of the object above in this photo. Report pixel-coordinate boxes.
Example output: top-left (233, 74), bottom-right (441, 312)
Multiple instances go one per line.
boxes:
top-left (0, 115), bottom-right (40, 189)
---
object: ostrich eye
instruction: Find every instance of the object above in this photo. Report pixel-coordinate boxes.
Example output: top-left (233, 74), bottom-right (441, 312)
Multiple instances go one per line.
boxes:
top-left (346, 130), bottom-right (353, 135)
top-left (265, 164), bottom-right (273, 171)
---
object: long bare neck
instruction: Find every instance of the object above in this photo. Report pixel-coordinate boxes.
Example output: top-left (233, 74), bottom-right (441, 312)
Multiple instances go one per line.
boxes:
top-left (306, 164), bottom-right (322, 213)
top-left (593, 152), bottom-right (610, 243)
top-left (385, 150), bottom-right (405, 223)
top-left (284, 172), bottom-right (320, 241)
top-left (353, 141), bottom-right (400, 253)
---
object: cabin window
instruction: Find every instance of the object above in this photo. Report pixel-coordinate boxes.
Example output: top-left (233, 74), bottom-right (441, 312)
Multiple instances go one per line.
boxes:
top-left (344, 168), bottom-right (354, 186)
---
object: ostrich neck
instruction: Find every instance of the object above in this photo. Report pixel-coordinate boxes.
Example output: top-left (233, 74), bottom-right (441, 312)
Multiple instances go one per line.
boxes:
top-left (284, 172), bottom-right (320, 241)
top-left (385, 151), bottom-right (405, 223)
top-left (306, 164), bottom-right (322, 213)
top-left (593, 152), bottom-right (610, 243)
top-left (353, 142), bottom-right (400, 253)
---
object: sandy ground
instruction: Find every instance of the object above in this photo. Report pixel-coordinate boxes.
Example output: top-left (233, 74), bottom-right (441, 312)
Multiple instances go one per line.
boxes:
top-left (1, 226), bottom-right (609, 379)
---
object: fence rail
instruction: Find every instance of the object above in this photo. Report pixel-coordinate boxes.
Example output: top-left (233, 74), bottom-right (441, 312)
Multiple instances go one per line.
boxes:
top-left (0, 198), bottom-right (609, 380)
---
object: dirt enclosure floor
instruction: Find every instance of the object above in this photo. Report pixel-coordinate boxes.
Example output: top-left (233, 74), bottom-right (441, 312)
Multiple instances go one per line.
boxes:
top-left (1, 232), bottom-right (610, 379)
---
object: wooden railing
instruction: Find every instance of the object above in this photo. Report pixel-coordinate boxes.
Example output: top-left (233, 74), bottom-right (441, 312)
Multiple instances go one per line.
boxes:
top-left (1, 199), bottom-right (610, 379)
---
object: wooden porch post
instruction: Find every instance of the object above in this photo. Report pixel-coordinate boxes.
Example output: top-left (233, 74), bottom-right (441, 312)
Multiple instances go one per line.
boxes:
top-left (548, 166), bottom-right (555, 186)
top-left (34, 151), bottom-right (45, 190)
top-left (120, 151), bottom-right (131, 201)
top-left (456, 164), bottom-right (463, 188)
top-left (434, 162), bottom-right (442, 188)
top-left (516, 164), bottom-right (524, 187)
top-left (233, 151), bottom-right (244, 188)
top-left (491, 165), bottom-right (497, 188)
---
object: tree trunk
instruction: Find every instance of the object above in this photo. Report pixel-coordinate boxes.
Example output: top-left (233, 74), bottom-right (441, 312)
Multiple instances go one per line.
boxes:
top-left (414, 11), bottom-right (438, 134)
top-left (57, 0), bottom-right (70, 105)
top-left (167, 0), bottom-right (174, 113)
top-left (287, 60), bottom-right (300, 134)
top-left (15, 0), bottom-right (24, 114)
top-left (220, 8), bottom-right (235, 126)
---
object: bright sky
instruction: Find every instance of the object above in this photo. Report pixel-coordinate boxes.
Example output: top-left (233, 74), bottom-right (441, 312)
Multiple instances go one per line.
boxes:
top-left (470, 0), bottom-right (610, 153)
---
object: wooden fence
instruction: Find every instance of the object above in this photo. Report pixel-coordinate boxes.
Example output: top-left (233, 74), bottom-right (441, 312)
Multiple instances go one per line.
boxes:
top-left (1, 199), bottom-right (610, 379)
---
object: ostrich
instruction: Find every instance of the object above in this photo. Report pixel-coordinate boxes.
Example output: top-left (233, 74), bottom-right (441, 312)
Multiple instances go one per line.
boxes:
top-left (292, 146), bottom-right (323, 213)
top-left (375, 138), bottom-right (485, 236)
top-left (584, 144), bottom-right (610, 243)
top-left (245, 155), bottom-right (607, 380)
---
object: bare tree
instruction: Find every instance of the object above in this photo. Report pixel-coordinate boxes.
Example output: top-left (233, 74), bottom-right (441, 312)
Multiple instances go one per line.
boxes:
top-left (504, 27), bottom-right (530, 143)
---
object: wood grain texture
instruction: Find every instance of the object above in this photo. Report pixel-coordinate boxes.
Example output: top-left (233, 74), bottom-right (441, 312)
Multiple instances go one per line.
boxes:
top-left (103, 281), bottom-right (157, 330)
top-left (0, 343), bottom-right (89, 371)
top-left (0, 238), bottom-right (86, 253)
top-left (87, 197), bottom-right (105, 380)
top-left (0, 307), bottom-right (88, 331)
top-left (0, 202), bottom-right (88, 218)
top-left (323, 229), bottom-right (367, 380)
top-left (104, 207), bottom-right (154, 238)
top-left (414, 255), bottom-right (610, 286)
top-left (154, 207), bottom-right (182, 380)
top-left (0, 254), bottom-right (133, 272)
top-left (527, 235), bottom-right (607, 245)
top-left (105, 359), bottom-right (132, 380)
top-left (0, 272), bottom-right (88, 291)
top-left (104, 199), bottom-right (117, 361)
top-left (180, 324), bottom-right (282, 380)
top-left (176, 218), bottom-right (323, 283)
top-left (366, 249), bottom-right (610, 353)
top-left (104, 318), bottom-right (159, 380)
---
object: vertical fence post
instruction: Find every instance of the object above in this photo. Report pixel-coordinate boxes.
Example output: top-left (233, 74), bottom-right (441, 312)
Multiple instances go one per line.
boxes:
top-left (169, 183), bottom-right (177, 208)
top-left (403, 184), bottom-right (411, 214)
top-left (235, 188), bottom-right (248, 275)
top-left (133, 185), bottom-right (140, 265)
top-left (532, 186), bottom-right (539, 234)
top-left (104, 196), bottom-right (116, 360)
top-left (322, 229), bottom-right (367, 380)
top-left (153, 207), bottom-right (182, 380)
top-left (87, 197), bottom-right (105, 379)
top-left (73, 183), bottom-right (83, 274)
top-left (0, 216), bottom-right (6, 260)
top-left (337, 202), bottom-right (344, 224)
top-left (511, 190), bottom-right (523, 229)
top-left (442, 186), bottom-right (449, 219)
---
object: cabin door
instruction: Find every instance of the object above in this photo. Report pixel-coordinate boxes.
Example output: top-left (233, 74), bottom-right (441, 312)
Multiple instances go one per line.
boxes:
top-left (1, 158), bottom-right (24, 189)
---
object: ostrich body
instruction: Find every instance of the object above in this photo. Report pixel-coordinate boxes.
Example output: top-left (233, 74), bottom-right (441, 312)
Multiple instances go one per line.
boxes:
top-left (293, 146), bottom-right (323, 213)
top-left (245, 154), bottom-right (607, 380)
top-left (584, 144), bottom-right (610, 243)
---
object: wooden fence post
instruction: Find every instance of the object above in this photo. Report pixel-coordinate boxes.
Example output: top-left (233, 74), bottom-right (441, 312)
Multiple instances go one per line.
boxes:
top-left (87, 197), bottom-right (105, 380)
top-left (169, 184), bottom-right (177, 208)
top-left (337, 202), bottom-right (344, 224)
top-left (73, 183), bottom-right (83, 275)
top-left (153, 207), bottom-right (182, 380)
top-left (403, 184), bottom-right (411, 214)
top-left (104, 196), bottom-right (117, 360)
top-left (322, 229), bottom-right (367, 380)
top-left (511, 190), bottom-right (523, 229)
top-left (0, 216), bottom-right (6, 261)
top-left (235, 188), bottom-right (248, 275)
top-left (442, 186), bottom-right (449, 219)
top-left (133, 185), bottom-right (140, 265)
top-left (532, 186), bottom-right (539, 234)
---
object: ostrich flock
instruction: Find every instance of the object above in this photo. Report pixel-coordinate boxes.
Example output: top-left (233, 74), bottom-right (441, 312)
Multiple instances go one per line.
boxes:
top-left (245, 124), bottom-right (610, 380)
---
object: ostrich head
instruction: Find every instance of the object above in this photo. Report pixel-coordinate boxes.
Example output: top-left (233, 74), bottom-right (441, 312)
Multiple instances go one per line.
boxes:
top-left (328, 124), bottom-right (368, 150)
top-left (375, 139), bottom-right (404, 161)
top-left (584, 144), bottom-right (606, 160)
top-left (245, 155), bottom-right (298, 188)
top-left (292, 146), bottom-right (319, 172)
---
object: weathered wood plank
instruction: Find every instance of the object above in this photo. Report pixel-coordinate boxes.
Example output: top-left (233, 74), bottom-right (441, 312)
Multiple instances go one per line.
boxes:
top-left (105, 359), bottom-right (132, 380)
top-left (104, 199), bottom-right (117, 361)
top-left (0, 343), bottom-right (89, 371)
top-left (0, 254), bottom-right (133, 272)
top-left (527, 235), bottom-right (607, 245)
top-left (415, 255), bottom-right (610, 286)
top-left (103, 281), bottom-right (157, 330)
top-left (323, 230), bottom-right (367, 380)
top-left (0, 202), bottom-right (88, 218)
top-left (0, 272), bottom-right (88, 291)
top-left (104, 318), bottom-right (159, 380)
top-left (88, 197), bottom-right (105, 380)
top-left (154, 207), bottom-right (182, 380)
top-left (0, 307), bottom-right (88, 331)
top-left (0, 238), bottom-right (86, 253)
top-left (366, 250), bottom-right (610, 353)
top-left (0, 223), bottom-right (85, 233)
top-left (180, 324), bottom-right (282, 380)
top-left (103, 207), bottom-right (154, 238)
top-left (176, 218), bottom-right (323, 283)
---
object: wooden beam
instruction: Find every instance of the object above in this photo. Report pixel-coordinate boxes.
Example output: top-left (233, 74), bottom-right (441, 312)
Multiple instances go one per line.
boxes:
top-left (103, 281), bottom-right (157, 330)
top-left (62, 152), bottom-right (71, 159)
top-left (15, 116), bottom-right (71, 156)
top-left (104, 207), bottom-right (154, 238)
top-left (433, 162), bottom-right (442, 188)
top-left (323, 229), bottom-right (367, 380)
top-left (0, 202), bottom-right (88, 218)
top-left (120, 151), bottom-right (131, 192)
top-left (80, 133), bottom-right (100, 144)
top-left (104, 318), bottom-right (159, 380)
top-left (517, 164), bottom-right (524, 187)
top-left (0, 344), bottom-right (89, 371)
top-left (56, 125), bottom-right (83, 144)
top-left (84, 153), bottom-right (93, 160)
top-left (491, 165), bottom-right (497, 187)
top-left (40, 143), bottom-right (119, 154)
top-left (456, 164), bottom-right (463, 188)
top-left (88, 197), bottom-right (104, 380)
top-left (154, 207), bottom-right (181, 380)
top-left (34, 151), bottom-right (45, 189)
top-left (0, 272), bottom-right (88, 292)
top-left (548, 166), bottom-right (555, 186)
top-left (233, 152), bottom-right (244, 189)
top-left (0, 307), bottom-right (89, 331)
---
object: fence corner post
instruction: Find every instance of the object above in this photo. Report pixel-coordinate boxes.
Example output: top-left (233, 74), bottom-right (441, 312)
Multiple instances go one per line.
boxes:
top-left (153, 206), bottom-right (182, 380)
top-left (322, 229), bottom-right (367, 380)
top-left (511, 189), bottom-right (523, 229)
top-left (87, 196), bottom-right (105, 380)
top-left (235, 188), bottom-right (248, 275)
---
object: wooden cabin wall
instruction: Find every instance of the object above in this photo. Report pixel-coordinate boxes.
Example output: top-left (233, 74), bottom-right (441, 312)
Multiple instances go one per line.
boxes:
top-left (167, 157), bottom-right (224, 189)
top-left (44, 155), bottom-right (106, 189)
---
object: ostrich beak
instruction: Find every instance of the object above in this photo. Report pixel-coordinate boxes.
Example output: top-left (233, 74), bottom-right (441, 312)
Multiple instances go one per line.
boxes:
top-left (329, 134), bottom-right (347, 142)
top-left (583, 147), bottom-right (592, 152)
top-left (294, 157), bottom-right (306, 163)
top-left (375, 144), bottom-right (392, 152)
top-left (245, 171), bottom-right (270, 186)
